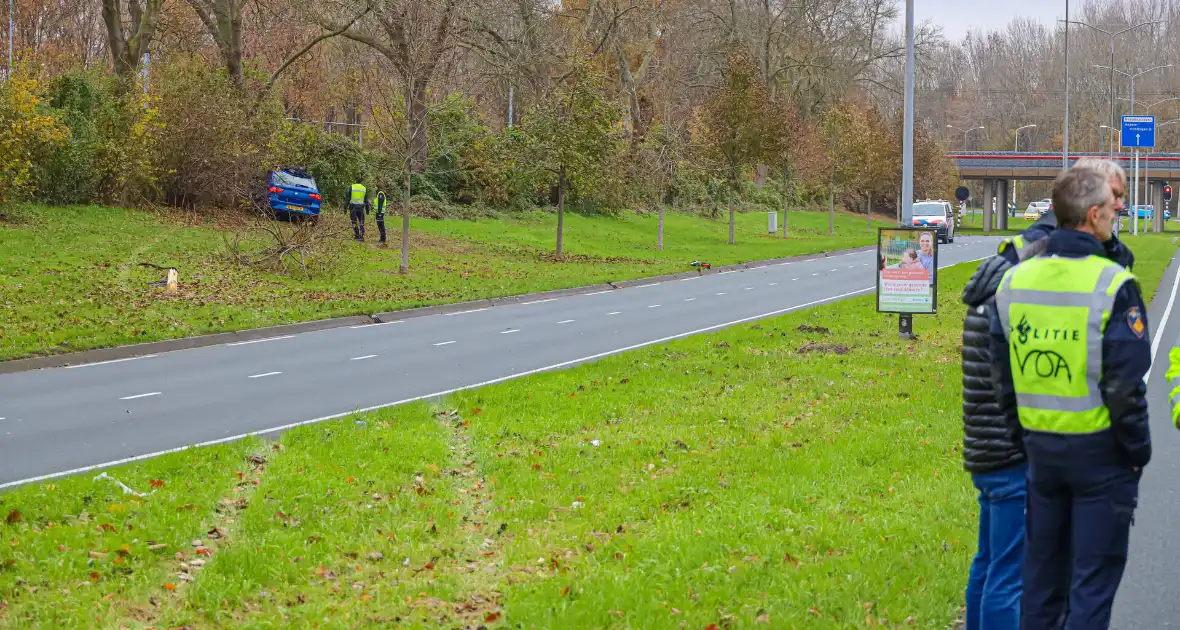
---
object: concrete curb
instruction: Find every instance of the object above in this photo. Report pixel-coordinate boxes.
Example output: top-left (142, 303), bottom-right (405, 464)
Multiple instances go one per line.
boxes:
top-left (0, 244), bottom-right (878, 375)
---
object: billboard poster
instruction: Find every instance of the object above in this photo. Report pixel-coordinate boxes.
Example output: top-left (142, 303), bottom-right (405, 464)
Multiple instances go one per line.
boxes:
top-left (877, 228), bottom-right (938, 314)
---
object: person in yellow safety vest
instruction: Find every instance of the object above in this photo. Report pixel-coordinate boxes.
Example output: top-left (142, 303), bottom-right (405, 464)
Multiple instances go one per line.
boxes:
top-left (374, 190), bottom-right (387, 244)
top-left (990, 166), bottom-right (1151, 629)
top-left (346, 181), bottom-right (370, 241)
top-left (1168, 351), bottom-right (1180, 429)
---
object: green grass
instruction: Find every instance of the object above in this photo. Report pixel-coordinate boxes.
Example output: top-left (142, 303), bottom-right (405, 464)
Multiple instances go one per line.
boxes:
top-left (0, 205), bottom-right (888, 362)
top-left (2, 233), bottom-right (1174, 629)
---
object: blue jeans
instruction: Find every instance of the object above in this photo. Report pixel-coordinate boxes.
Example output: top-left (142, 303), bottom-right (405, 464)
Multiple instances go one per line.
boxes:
top-left (966, 463), bottom-right (1027, 630)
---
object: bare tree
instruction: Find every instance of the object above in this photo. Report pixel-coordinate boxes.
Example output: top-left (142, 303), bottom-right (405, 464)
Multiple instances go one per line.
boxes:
top-left (101, 0), bottom-right (165, 79)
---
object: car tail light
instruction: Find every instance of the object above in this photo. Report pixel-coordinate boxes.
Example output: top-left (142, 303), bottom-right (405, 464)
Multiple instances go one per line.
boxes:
top-left (310, 193), bottom-right (322, 201)
top-left (268, 186), bottom-right (282, 194)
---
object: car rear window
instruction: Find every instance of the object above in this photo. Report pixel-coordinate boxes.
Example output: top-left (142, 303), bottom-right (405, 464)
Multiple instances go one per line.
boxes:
top-left (273, 170), bottom-right (318, 191)
top-left (912, 203), bottom-right (946, 216)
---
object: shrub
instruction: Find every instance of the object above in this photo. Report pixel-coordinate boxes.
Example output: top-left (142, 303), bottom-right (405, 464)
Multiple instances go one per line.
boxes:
top-left (0, 74), bottom-right (69, 205)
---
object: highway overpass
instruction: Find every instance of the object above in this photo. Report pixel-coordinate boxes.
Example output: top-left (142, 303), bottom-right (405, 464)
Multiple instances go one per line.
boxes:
top-left (949, 152), bottom-right (1177, 230)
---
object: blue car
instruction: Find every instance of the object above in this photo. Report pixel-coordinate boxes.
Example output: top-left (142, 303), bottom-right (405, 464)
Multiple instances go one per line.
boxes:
top-left (266, 167), bottom-right (322, 220)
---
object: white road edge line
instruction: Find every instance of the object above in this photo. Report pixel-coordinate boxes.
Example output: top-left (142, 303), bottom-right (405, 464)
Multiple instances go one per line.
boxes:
top-left (350, 321), bottom-right (403, 329)
top-left (584, 290), bottom-right (613, 296)
top-left (0, 255), bottom-right (997, 490)
top-left (769, 283), bottom-right (778, 286)
top-left (521, 298), bottom-right (558, 305)
top-left (558, 320), bottom-right (575, 324)
top-left (119, 392), bottom-right (161, 401)
top-left (65, 355), bottom-right (158, 369)
top-left (446, 308), bottom-right (488, 316)
top-left (350, 355), bottom-right (378, 361)
top-left (684, 298), bottom-right (696, 302)
top-left (1149, 251), bottom-right (1180, 377)
top-left (680, 277), bottom-right (700, 282)
top-left (608, 311), bottom-right (621, 316)
top-left (433, 341), bottom-right (457, 346)
top-left (501, 329), bottom-right (520, 334)
top-left (249, 372), bottom-right (282, 379)
top-left (3, 286), bottom-right (880, 491)
top-left (227, 335), bottom-right (296, 347)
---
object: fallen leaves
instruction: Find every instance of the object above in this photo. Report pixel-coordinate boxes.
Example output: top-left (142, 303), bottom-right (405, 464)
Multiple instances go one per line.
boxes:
top-left (162, 583), bottom-right (177, 591)
top-left (5, 510), bottom-right (20, 525)
top-left (484, 611), bottom-right (502, 623)
top-left (149, 479), bottom-right (166, 489)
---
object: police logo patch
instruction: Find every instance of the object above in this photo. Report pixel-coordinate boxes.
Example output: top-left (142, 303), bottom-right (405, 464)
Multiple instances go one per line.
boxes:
top-left (1128, 307), bottom-right (1146, 339)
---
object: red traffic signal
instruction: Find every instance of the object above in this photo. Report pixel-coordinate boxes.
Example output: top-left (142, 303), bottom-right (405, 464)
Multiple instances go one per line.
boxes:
top-left (1166, 185), bottom-right (1173, 202)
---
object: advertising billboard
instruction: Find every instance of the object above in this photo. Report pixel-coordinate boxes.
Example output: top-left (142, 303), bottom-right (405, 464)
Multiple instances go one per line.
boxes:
top-left (877, 228), bottom-right (938, 314)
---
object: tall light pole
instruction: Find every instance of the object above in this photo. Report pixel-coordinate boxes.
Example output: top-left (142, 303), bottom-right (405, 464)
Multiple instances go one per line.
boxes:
top-left (1064, 19), bottom-right (1163, 159)
top-left (947, 125), bottom-right (985, 151)
top-left (1063, 0), bottom-right (1071, 171)
top-left (1013, 124), bottom-right (1037, 209)
top-left (901, 0), bottom-right (915, 228)
top-left (1100, 125), bottom-right (1121, 154)
top-left (1096, 63), bottom-right (1172, 234)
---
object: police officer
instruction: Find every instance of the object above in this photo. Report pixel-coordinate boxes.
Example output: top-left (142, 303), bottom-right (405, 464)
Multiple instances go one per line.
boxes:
top-left (990, 166), bottom-right (1151, 629)
top-left (346, 180), bottom-right (369, 241)
top-left (374, 190), bottom-right (388, 244)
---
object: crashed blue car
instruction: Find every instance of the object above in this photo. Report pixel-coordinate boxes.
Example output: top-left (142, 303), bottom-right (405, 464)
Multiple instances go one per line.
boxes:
top-left (266, 167), bottom-right (322, 220)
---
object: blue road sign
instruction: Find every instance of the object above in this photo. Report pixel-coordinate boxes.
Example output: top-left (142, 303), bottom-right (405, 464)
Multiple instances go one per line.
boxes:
top-left (1122, 115), bottom-right (1156, 149)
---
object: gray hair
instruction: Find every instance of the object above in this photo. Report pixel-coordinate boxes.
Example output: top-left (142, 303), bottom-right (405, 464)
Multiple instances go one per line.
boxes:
top-left (1052, 167), bottom-right (1112, 229)
top-left (1073, 157), bottom-right (1127, 184)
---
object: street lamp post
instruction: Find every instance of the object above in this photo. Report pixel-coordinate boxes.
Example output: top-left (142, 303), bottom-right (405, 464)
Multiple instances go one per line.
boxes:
top-left (1096, 63), bottom-right (1173, 234)
top-left (1064, 19), bottom-right (1163, 159)
top-left (1100, 125), bottom-right (1122, 154)
top-left (1013, 124), bottom-right (1037, 211)
top-left (948, 125), bottom-right (985, 151)
top-left (902, 0), bottom-right (915, 230)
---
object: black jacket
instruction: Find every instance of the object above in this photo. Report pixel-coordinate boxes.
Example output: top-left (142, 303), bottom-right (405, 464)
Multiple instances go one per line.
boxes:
top-left (960, 220), bottom-right (1054, 473)
top-left (989, 230), bottom-right (1152, 469)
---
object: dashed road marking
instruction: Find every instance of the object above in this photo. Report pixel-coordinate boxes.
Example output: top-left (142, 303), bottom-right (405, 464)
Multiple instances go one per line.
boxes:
top-left (350, 321), bottom-right (403, 329)
top-left (608, 311), bottom-right (622, 316)
top-left (521, 298), bottom-right (558, 305)
top-left (350, 355), bottom-right (378, 361)
top-left (120, 392), bottom-right (161, 401)
top-left (248, 372), bottom-right (282, 379)
top-left (434, 341), bottom-right (457, 346)
top-left (648, 305), bottom-right (661, 309)
top-left (501, 329), bottom-right (520, 334)
top-left (558, 319), bottom-right (575, 324)
top-left (446, 308), bottom-right (488, 316)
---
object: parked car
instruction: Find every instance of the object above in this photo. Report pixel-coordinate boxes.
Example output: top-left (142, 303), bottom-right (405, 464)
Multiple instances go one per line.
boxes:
top-left (1134, 205), bottom-right (1155, 219)
top-left (265, 167), bottom-right (322, 221)
top-left (911, 200), bottom-right (955, 244)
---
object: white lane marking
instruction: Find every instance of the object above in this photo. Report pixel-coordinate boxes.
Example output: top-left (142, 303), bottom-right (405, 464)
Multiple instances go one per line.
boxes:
top-left (558, 319), bottom-right (575, 324)
top-left (350, 321), bottom-right (403, 329)
top-left (684, 298), bottom-right (696, 302)
top-left (792, 278), bottom-right (798, 281)
top-left (65, 355), bottom-right (158, 369)
top-left (0, 418), bottom-right (5, 421)
top-left (769, 283), bottom-right (778, 286)
top-left (350, 355), bottom-right (378, 361)
top-left (501, 329), bottom-right (520, 334)
top-left (812, 273), bottom-right (819, 276)
top-left (120, 392), bottom-right (161, 401)
top-left (446, 308), bottom-right (487, 316)
top-left (718, 270), bottom-right (736, 275)
top-left (1149, 251), bottom-right (1180, 377)
top-left (830, 269), bottom-right (839, 272)
top-left (248, 372), bottom-right (282, 379)
top-left (608, 311), bottom-right (622, 316)
top-left (631, 283), bottom-right (659, 289)
top-left (433, 341), bottom-right (457, 346)
top-left (744, 287), bottom-right (754, 291)
top-left (648, 305), bottom-right (661, 309)
top-left (848, 266), bottom-right (857, 269)
top-left (521, 298), bottom-right (558, 305)
top-left (680, 277), bottom-right (700, 282)
top-left (2, 286), bottom-right (881, 491)
top-left (227, 335), bottom-right (296, 347)
top-left (584, 290), bottom-right (612, 296)
top-left (716, 292), bottom-right (727, 296)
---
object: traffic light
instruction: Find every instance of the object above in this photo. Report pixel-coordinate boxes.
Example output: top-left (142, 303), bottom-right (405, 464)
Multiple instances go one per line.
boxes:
top-left (1165, 184), bottom-right (1173, 202)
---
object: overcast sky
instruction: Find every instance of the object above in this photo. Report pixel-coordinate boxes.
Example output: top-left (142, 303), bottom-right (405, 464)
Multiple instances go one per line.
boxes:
top-left (916, 0), bottom-right (1067, 42)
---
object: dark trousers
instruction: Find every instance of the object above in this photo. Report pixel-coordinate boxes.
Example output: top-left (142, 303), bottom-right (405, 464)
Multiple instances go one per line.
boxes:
top-left (349, 205), bottom-right (365, 240)
top-left (376, 215), bottom-right (386, 243)
top-left (966, 463), bottom-right (1026, 630)
top-left (1022, 436), bottom-right (1139, 630)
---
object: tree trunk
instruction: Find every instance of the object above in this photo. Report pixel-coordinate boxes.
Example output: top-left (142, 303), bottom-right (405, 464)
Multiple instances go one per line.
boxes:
top-left (407, 81), bottom-right (430, 173)
top-left (102, 0), bottom-right (164, 84)
top-left (556, 166), bottom-right (566, 256)
top-left (828, 182), bottom-right (835, 236)
top-left (728, 208), bottom-right (735, 245)
top-left (657, 205), bottom-right (665, 250)
top-left (400, 162), bottom-right (411, 274)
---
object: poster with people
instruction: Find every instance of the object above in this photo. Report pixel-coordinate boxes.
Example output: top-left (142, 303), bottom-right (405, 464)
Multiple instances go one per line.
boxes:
top-left (877, 228), bottom-right (938, 314)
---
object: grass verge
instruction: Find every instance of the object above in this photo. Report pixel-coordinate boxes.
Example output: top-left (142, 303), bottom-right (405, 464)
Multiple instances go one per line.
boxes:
top-left (0, 205), bottom-right (888, 362)
top-left (2, 237), bottom-right (1175, 629)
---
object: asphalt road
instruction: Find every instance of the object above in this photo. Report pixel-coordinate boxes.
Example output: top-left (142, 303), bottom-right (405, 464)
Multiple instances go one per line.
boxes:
top-left (0, 235), bottom-right (1001, 488)
top-left (1112, 243), bottom-right (1180, 629)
